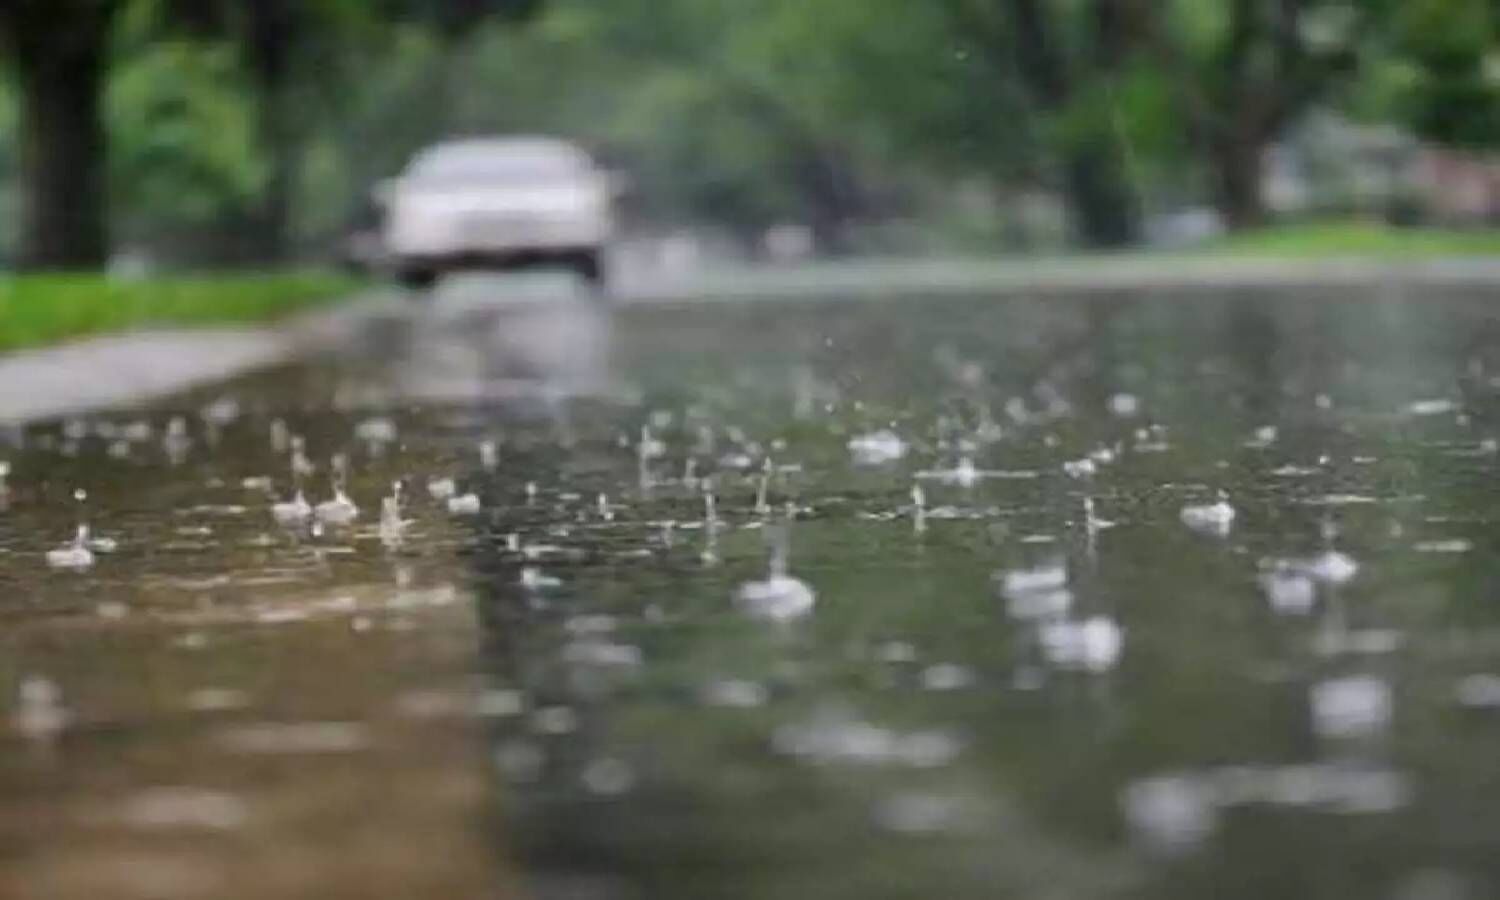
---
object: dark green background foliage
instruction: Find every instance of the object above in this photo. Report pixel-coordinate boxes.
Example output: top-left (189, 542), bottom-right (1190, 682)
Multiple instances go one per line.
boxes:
top-left (1, 0), bottom-right (1498, 268)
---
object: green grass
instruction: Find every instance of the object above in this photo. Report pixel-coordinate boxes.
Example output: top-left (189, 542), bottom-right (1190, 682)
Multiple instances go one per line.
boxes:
top-left (0, 271), bottom-right (362, 352)
top-left (1206, 221), bottom-right (1500, 258)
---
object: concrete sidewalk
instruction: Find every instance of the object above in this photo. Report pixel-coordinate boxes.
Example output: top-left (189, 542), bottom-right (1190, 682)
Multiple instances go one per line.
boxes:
top-left (0, 292), bottom-right (402, 425)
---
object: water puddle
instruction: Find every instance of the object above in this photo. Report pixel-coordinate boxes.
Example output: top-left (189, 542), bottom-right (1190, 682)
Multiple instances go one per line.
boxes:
top-left (7, 287), bottom-right (1500, 897)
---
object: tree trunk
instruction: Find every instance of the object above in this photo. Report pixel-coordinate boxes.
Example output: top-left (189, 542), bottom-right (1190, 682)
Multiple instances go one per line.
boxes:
top-left (1006, 0), bottom-right (1142, 249)
top-left (1207, 0), bottom-right (1269, 232)
top-left (797, 148), bottom-right (863, 256)
top-left (1212, 137), bottom-right (1267, 231)
top-left (246, 1), bottom-right (299, 263)
top-left (253, 80), bottom-right (299, 263)
top-left (1064, 143), bottom-right (1140, 248)
top-left (7, 4), bottom-right (113, 270)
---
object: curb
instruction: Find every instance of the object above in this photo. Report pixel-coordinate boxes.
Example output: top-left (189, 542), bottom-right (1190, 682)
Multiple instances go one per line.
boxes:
top-left (7, 257), bottom-right (1500, 424)
top-left (615, 257), bottom-right (1500, 304)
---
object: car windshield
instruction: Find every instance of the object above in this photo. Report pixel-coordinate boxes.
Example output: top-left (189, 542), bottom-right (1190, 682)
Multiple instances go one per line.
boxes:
top-left (408, 144), bottom-right (588, 184)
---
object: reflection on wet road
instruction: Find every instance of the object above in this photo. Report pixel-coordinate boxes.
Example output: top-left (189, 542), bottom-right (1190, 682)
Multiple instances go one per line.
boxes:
top-left (9, 280), bottom-right (1500, 898)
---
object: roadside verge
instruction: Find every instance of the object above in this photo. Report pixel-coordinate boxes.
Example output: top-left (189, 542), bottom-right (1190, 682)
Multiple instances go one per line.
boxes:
top-left (0, 291), bottom-right (399, 425)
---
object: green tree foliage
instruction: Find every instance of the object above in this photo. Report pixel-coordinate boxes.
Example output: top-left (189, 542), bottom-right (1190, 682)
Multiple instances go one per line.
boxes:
top-left (0, 0), bottom-right (544, 268)
top-left (0, 0), bottom-right (120, 269)
top-left (1150, 0), bottom-right (1385, 228)
top-left (107, 39), bottom-right (264, 260)
top-left (137, 0), bottom-right (542, 259)
top-left (4, 0), bottom-right (1497, 268)
top-left (1374, 0), bottom-right (1500, 148)
top-left (507, 0), bottom-right (890, 251)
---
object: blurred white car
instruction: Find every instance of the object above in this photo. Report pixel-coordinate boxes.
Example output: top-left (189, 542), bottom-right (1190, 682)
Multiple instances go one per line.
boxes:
top-left (379, 136), bottom-right (617, 291)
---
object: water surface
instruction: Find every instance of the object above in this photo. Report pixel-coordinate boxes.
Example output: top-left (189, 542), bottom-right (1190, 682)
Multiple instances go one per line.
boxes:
top-left (7, 283), bottom-right (1500, 898)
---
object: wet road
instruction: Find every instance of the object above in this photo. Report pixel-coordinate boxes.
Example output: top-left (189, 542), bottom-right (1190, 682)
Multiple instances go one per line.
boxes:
top-left (8, 276), bottom-right (1500, 898)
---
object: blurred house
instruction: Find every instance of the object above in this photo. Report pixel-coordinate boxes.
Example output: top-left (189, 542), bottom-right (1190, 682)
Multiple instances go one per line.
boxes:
top-left (1271, 113), bottom-right (1418, 220)
top-left (1144, 209), bottom-right (1223, 248)
top-left (762, 224), bottom-right (815, 263)
top-left (1412, 148), bottom-right (1500, 225)
top-left (1270, 112), bottom-right (1500, 227)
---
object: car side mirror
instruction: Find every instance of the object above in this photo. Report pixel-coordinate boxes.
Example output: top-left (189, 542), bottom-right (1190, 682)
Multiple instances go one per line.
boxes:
top-left (604, 171), bottom-right (631, 201)
top-left (372, 178), bottom-right (398, 209)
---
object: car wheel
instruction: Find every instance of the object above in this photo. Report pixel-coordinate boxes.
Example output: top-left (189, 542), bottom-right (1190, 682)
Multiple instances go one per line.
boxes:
top-left (573, 251), bottom-right (607, 295)
top-left (397, 267), bottom-right (439, 292)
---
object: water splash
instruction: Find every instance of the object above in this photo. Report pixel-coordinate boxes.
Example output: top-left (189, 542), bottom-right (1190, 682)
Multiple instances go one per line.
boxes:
top-left (700, 678), bottom-right (769, 708)
top-left (479, 439), bottom-right (499, 470)
top-left (921, 663), bottom-right (975, 691)
top-left (354, 416), bottom-right (397, 447)
top-left (269, 417), bottom-right (290, 453)
top-left (380, 481), bottom-right (409, 548)
top-left (1246, 425), bottom-right (1278, 448)
top-left (46, 525), bottom-right (95, 571)
top-left (163, 416), bottom-right (193, 465)
top-left (934, 456), bottom-right (978, 488)
top-left (1121, 774), bottom-right (1218, 855)
top-left (916, 456), bottom-right (1034, 488)
top-left (772, 705), bottom-right (959, 768)
top-left (1062, 457), bottom-right (1097, 479)
top-left (753, 458), bottom-right (773, 517)
top-left (700, 482), bottom-right (721, 566)
top-left (581, 757), bottom-right (636, 797)
top-left (1407, 398), bottom-right (1458, 417)
top-left (638, 425), bottom-right (666, 462)
top-left (1109, 393), bottom-right (1141, 417)
top-left (1259, 564), bottom-right (1317, 615)
top-left (446, 492), bottom-right (482, 516)
top-left (1039, 616), bottom-right (1124, 672)
top-left (1310, 675), bottom-right (1391, 739)
top-left (735, 517), bottom-right (815, 621)
top-left (271, 490), bottom-right (311, 527)
top-left (520, 566), bottom-right (563, 591)
top-left (997, 559), bottom-right (1068, 601)
top-left (1304, 549), bottom-right (1359, 585)
top-left (1180, 491), bottom-right (1236, 536)
top-left (45, 489), bottom-right (97, 571)
top-left (1080, 496), bottom-right (1113, 559)
top-left (290, 435), bottom-right (315, 479)
top-left (270, 440), bottom-right (313, 526)
top-left (848, 428), bottom-right (908, 466)
top-left (314, 453), bottom-right (359, 525)
top-left (14, 675), bottom-right (68, 744)
top-left (1124, 762), bottom-right (1411, 856)
top-left (427, 477), bottom-right (457, 501)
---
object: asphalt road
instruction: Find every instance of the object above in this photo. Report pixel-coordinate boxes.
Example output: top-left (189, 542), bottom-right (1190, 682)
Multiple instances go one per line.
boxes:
top-left (6, 266), bottom-right (1500, 898)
